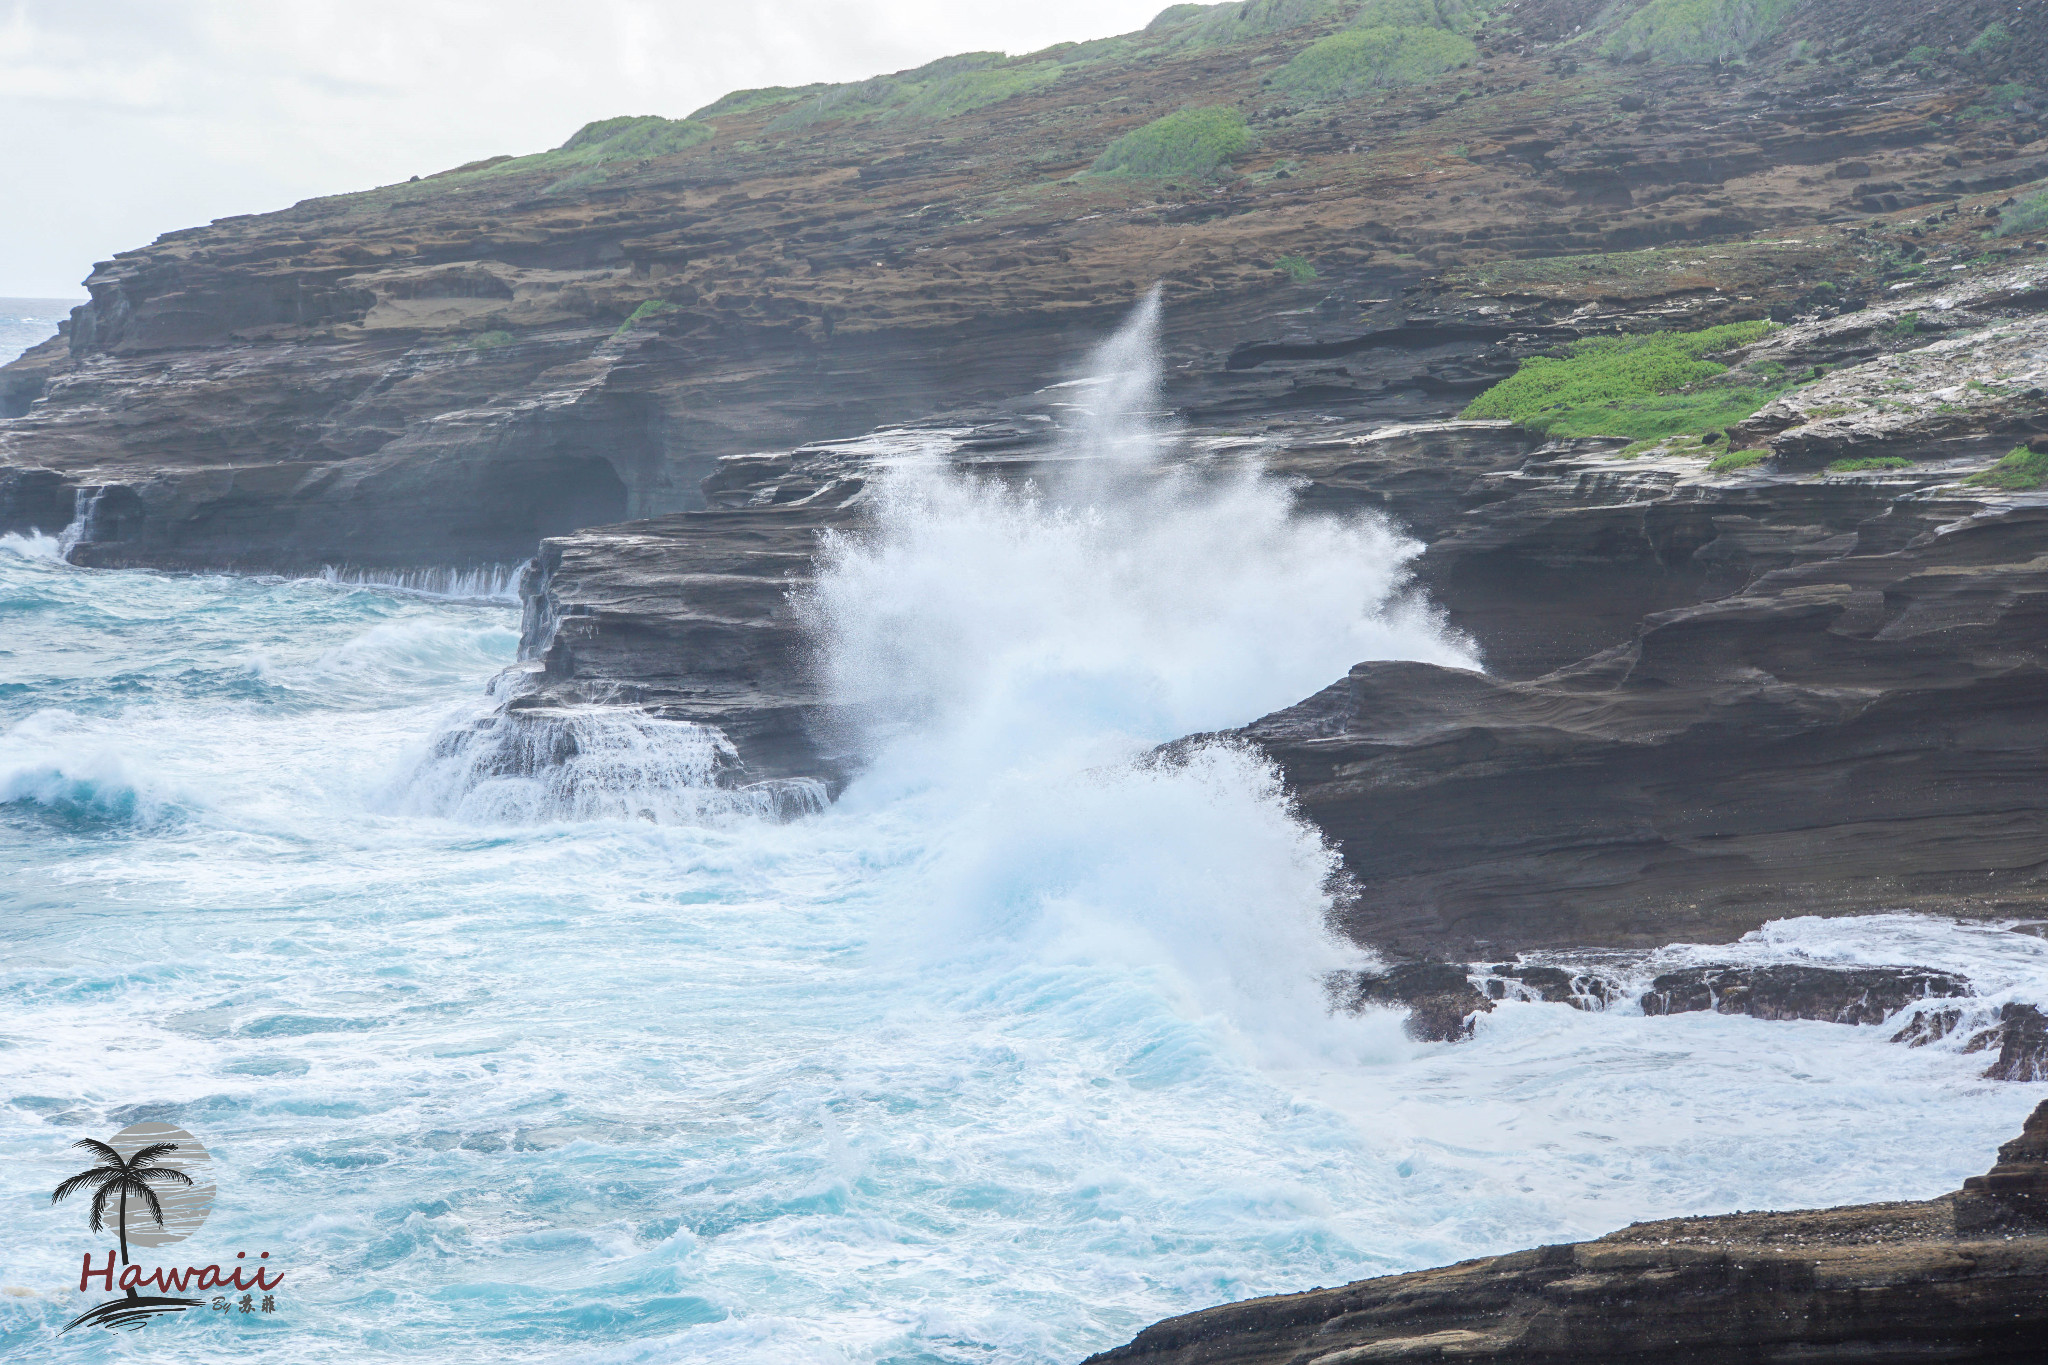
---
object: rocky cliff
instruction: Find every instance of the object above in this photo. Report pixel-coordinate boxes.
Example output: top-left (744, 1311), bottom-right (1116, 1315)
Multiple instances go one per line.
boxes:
top-left (1237, 490), bottom-right (2048, 955)
top-left (4, 0), bottom-right (2045, 961)
top-left (3, 0), bottom-right (2043, 571)
top-left (1085, 1098), bottom-right (2048, 1365)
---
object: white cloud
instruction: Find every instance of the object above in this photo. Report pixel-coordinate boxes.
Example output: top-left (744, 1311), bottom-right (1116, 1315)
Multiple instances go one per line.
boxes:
top-left (0, 0), bottom-right (1171, 297)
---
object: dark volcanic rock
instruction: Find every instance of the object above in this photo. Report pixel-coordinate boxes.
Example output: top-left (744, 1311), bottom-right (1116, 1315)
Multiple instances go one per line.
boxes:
top-left (1335, 962), bottom-right (1494, 1042)
top-left (1971, 1003), bottom-right (2048, 1085)
top-left (1640, 964), bottom-right (1971, 1024)
top-left (506, 417), bottom-right (1557, 789)
top-left (1957, 1098), bottom-right (2048, 1232)
top-left (511, 491), bottom-right (860, 787)
top-left (1479, 964), bottom-right (1621, 1009)
top-left (1088, 1102), bottom-right (2048, 1365)
top-left (1232, 502), bottom-right (2048, 955)
top-left (5, 0), bottom-right (2044, 571)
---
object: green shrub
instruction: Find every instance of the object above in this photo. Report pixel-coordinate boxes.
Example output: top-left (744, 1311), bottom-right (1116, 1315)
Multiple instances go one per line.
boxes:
top-left (1709, 448), bottom-right (1770, 472)
top-left (1147, 3), bottom-right (1208, 29)
top-left (1601, 0), bottom-right (1803, 64)
top-left (616, 300), bottom-right (678, 334)
top-left (1967, 446), bottom-right (2048, 490)
top-left (1092, 106), bottom-right (1255, 177)
top-left (1153, 0), bottom-right (1351, 49)
top-left (402, 114), bottom-right (711, 197)
top-left (1827, 456), bottom-right (1914, 472)
top-left (1965, 22), bottom-right (2010, 54)
top-left (690, 84), bottom-right (832, 120)
top-left (1274, 254), bottom-right (1319, 281)
top-left (1350, 0), bottom-right (1496, 28)
top-left (1272, 25), bottom-right (1476, 98)
top-left (559, 115), bottom-right (712, 161)
top-left (466, 330), bottom-right (515, 350)
top-left (542, 168), bottom-right (608, 196)
top-left (900, 65), bottom-right (1063, 119)
top-left (759, 47), bottom-right (1085, 131)
top-left (1904, 44), bottom-right (1938, 64)
top-left (1461, 321), bottom-right (1782, 439)
top-left (1893, 310), bottom-right (1921, 335)
top-left (1994, 190), bottom-right (2048, 239)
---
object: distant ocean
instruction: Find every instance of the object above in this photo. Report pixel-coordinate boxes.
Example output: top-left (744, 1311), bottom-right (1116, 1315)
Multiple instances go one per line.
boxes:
top-left (0, 297), bottom-right (81, 368)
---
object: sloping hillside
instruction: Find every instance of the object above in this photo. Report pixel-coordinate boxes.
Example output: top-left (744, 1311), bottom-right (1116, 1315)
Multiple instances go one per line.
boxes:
top-left (2, 0), bottom-right (2041, 570)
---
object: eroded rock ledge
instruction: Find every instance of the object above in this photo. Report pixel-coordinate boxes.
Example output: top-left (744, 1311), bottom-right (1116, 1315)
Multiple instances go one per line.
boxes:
top-left (3, 0), bottom-right (2043, 573)
top-left (1085, 1101), bottom-right (2048, 1365)
top-left (1234, 497), bottom-right (2048, 955)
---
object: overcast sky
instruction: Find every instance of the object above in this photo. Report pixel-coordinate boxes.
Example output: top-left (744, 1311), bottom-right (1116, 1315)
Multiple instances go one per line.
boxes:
top-left (1, 0), bottom-right (1170, 298)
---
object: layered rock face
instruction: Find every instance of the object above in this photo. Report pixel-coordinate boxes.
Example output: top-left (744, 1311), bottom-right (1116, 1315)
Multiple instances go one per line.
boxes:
top-left (3, 0), bottom-right (2043, 570)
top-left (510, 265), bottom-right (2048, 922)
top-left (1958, 1098), bottom-right (2048, 1231)
top-left (511, 484), bottom-right (863, 789)
top-left (1088, 1102), bottom-right (2048, 1365)
top-left (510, 418), bottom-right (1556, 784)
top-left (1241, 498), bottom-right (2048, 955)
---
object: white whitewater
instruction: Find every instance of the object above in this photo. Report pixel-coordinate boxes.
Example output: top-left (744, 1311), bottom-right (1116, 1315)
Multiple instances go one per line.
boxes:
top-left (1, 298), bottom-right (2044, 1365)
top-left (794, 290), bottom-right (1477, 1063)
top-left (398, 706), bottom-right (828, 825)
top-left (318, 562), bottom-right (525, 602)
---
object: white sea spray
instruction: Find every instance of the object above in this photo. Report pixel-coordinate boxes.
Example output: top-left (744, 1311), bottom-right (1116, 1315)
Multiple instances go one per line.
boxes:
top-left (1, 298), bottom-right (2043, 1363)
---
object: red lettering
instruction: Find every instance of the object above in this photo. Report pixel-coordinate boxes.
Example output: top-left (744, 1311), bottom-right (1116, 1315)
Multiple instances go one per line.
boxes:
top-left (196, 1266), bottom-right (225, 1291)
top-left (161, 1267), bottom-right (197, 1292)
top-left (118, 1265), bottom-right (141, 1291)
top-left (254, 1267), bottom-right (285, 1290)
top-left (230, 1267), bottom-right (256, 1290)
top-left (78, 1251), bottom-right (115, 1292)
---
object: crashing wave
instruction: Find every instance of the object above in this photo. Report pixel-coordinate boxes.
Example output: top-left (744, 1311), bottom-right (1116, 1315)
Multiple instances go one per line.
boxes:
top-left (395, 704), bottom-right (826, 825)
top-left (0, 528), bottom-right (72, 562)
top-left (316, 563), bottom-right (524, 602)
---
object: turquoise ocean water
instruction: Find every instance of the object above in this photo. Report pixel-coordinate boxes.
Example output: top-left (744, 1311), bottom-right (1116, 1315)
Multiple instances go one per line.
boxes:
top-left (3, 298), bottom-right (2044, 1361)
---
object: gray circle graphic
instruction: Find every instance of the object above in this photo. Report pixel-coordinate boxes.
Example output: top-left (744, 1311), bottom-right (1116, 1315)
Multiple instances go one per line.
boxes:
top-left (104, 1121), bottom-right (216, 1248)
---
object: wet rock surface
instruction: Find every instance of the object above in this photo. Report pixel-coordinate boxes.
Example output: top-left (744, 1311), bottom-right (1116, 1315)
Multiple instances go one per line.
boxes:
top-left (1478, 964), bottom-right (1621, 1010)
top-left (509, 488), bottom-right (863, 788)
top-left (508, 416), bottom-right (1557, 783)
top-left (1087, 1101), bottom-right (2048, 1365)
top-left (1230, 498), bottom-right (2048, 955)
top-left (1640, 964), bottom-right (1972, 1024)
top-left (1334, 963), bottom-right (1494, 1042)
top-left (1957, 1097), bottom-right (2048, 1232)
top-left (1972, 1003), bottom-right (2048, 1085)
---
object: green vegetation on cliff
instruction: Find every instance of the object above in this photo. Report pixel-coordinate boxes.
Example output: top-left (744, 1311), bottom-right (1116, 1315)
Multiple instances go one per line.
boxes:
top-left (1091, 106), bottom-right (1255, 177)
top-left (1995, 190), bottom-right (2048, 239)
top-left (1272, 25), bottom-right (1474, 97)
top-left (1967, 446), bottom-right (2048, 491)
top-left (1149, 0), bottom-right (1351, 47)
top-left (689, 85), bottom-right (833, 120)
top-left (1268, 0), bottom-right (1491, 99)
top-left (765, 52), bottom-right (1074, 130)
top-left (1965, 22), bottom-right (2012, 55)
top-left (616, 299), bottom-right (678, 334)
top-left (557, 115), bottom-right (713, 161)
top-left (1600, 0), bottom-right (1803, 64)
top-left (1463, 321), bottom-right (1783, 439)
top-left (1828, 456), bottom-right (1914, 472)
top-left (407, 115), bottom-right (712, 195)
top-left (1709, 448), bottom-right (1770, 472)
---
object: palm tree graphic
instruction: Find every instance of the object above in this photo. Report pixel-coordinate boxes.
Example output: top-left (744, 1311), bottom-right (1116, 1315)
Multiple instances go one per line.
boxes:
top-left (51, 1137), bottom-right (194, 1269)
